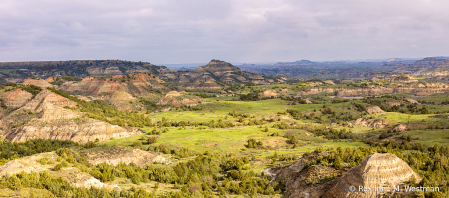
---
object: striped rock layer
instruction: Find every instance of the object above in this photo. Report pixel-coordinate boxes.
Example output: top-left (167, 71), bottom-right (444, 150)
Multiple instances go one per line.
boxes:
top-left (324, 153), bottom-right (421, 198)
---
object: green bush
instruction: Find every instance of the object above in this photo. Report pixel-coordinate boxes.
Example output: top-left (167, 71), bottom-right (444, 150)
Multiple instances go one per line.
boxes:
top-left (54, 163), bottom-right (64, 171)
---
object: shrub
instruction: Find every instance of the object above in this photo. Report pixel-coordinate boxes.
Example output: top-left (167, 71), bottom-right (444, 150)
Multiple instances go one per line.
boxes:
top-left (37, 157), bottom-right (48, 165)
top-left (132, 141), bottom-right (142, 148)
top-left (147, 136), bottom-right (158, 144)
top-left (54, 163), bottom-right (64, 171)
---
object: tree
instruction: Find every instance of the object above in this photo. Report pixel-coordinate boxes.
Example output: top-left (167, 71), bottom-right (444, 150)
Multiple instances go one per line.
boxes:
top-left (290, 136), bottom-right (297, 144)
top-left (406, 135), bottom-right (412, 142)
top-left (334, 156), bottom-right (342, 170)
top-left (248, 141), bottom-right (254, 148)
top-left (8, 175), bottom-right (21, 190)
top-left (379, 131), bottom-right (389, 139)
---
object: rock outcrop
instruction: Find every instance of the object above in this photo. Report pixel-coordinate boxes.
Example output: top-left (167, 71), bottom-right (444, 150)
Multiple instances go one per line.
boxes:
top-left (351, 118), bottom-right (389, 129)
top-left (108, 90), bottom-right (141, 111)
top-left (22, 78), bottom-right (53, 88)
top-left (323, 80), bottom-right (335, 85)
top-left (0, 89), bottom-right (33, 108)
top-left (324, 153), bottom-right (421, 198)
top-left (53, 168), bottom-right (110, 189)
top-left (392, 75), bottom-right (418, 83)
top-left (0, 151), bottom-right (116, 189)
top-left (82, 146), bottom-right (166, 166)
top-left (366, 106), bottom-right (385, 114)
top-left (0, 90), bottom-right (138, 142)
top-left (158, 60), bottom-right (285, 89)
top-left (404, 98), bottom-right (420, 104)
top-left (271, 152), bottom-right (340, 198)
top-left (297, 83), bottom-right (449, 97)
top-left (386, 100), bottom-right (401, 107)
top-left (0, 152), bottom-right (57, 176)
top-left (59, 73), bottom-right (167, 96)
top-left (156, 91), bottom-right (202, 107)
top-left (5, 119), bottom-right (136, 143)
top-left (260, 90), bottom-right (278, 98)
top-left (393, 124), bottom-right (407, 132)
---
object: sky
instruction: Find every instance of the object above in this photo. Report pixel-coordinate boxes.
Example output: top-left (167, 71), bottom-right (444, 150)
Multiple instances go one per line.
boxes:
top-left (1, 0), bottom-right (449, 64)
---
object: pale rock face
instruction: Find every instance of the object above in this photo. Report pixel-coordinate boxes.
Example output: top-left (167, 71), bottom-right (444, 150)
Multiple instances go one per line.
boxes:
top-left (351, 118), bottom-right (389, 129)
top-left (108, 90), bottom-right (141, 111)
top-left (0, 152), bottom-right (57, 177)
top-left (404, 98), bottom-right (420, 104)
top-left (0, 89), bottom-right (138, 142)
top-left (366, 105), bottom-right (385, 114)
top-left (392, 75), bottom-right (418, 83)
top-left (0, 89), bottom-right (33, 108)
top-left (298, 84), bottom-right (449, 97)
top-left (0, 151), bottom-right (117, 190)
top-left (64, 169), bottom-right (108, 189)
top-left (59, 73), bottom-right (166, 96)
top-left (19, 89), bottom-right (79, 122)
top-left (82, 146), bottom-right (167, 166)
top-left (156, 91), bottom-right (202, 107)
top-left (22, 78), bottom-right (53, 88)
top-left (87, 66), bottom-right (123, 76)
top-left (323, 80), bottom-right (335, 85)
top-left (324, 153), bottom-right (421, 198)
top-left (386, 100), bottom-right (401, 107)
top-left (393, 124), bottom-right (407, 132)
top-left (5, 119), bottom-right (134, 142)
top-left (160, 60), bottom-right (280, 87)
top-left (260, 90), bottom-right (278, 98)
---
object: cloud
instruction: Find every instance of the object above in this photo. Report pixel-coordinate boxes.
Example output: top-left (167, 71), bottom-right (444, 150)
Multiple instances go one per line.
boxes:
top-left (0, 0), bottom-right (448, 63)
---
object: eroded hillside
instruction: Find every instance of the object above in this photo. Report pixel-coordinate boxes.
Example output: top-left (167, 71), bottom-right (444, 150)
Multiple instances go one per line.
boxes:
top-left (0, 88), bottom-right (139, 142)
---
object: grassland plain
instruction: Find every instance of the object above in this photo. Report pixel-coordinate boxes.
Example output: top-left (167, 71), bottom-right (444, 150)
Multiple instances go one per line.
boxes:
top-left (394, 129), bottom-right (449, 146)
top-left (107, 91), bottom-right (449, 162)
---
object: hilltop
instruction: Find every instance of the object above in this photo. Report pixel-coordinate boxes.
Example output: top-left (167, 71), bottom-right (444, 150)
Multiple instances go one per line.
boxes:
top-left (394, 57), bottom-right (449, 76)
top-left (158, 60), bottom-right (286, 90)
top-left (0, 88), bottom-right (140, 142)
top-left (0, 59), bottom-right (284, 88)
top-left (238, 57), bottom-right (449, 79)
top-left (57, 73), bottom-right (167, 96)
top-left (0, 60), bottom-right (165, 78)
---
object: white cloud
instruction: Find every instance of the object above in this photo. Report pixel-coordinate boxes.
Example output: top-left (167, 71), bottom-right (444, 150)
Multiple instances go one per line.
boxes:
top-left (0, 0), bottom-right (448, 63)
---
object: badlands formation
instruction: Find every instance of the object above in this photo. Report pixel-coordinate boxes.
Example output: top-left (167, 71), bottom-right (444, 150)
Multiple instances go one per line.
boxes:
top-left (58, 73), bottom-right (166, 96)
top-left (0, 147), bottom-right (165, 189)
top-left (296, 82), bottom-right (449, 97)
top-left (0, 89), bottom-right (137, 142)
top-left (274, 153), bottom-right (421, 198)
top-left (0, 88), bottom-right (33, 108)
top-left (324, 153), bottom-right (421, 198)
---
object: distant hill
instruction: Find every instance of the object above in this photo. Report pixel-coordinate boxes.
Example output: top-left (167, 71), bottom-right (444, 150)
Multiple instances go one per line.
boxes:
top-left (158, 60), bottom-right (286, 89)
top-left (0, 59), bottom-right (284, 88)
top-left (0, 60), bottom-right (169, 81)
top-left (394, 57), bottom-right (449, 76)
top-left (238, 57), bottom-right (449, 79)
top-left (238, 59), bottom-right (391, 79)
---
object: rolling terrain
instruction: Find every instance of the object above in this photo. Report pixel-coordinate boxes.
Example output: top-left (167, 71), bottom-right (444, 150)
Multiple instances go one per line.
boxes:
top-left (0, 58), bottom-right (449, 197)
top-left (238, 57), bottom-right (449, 79)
